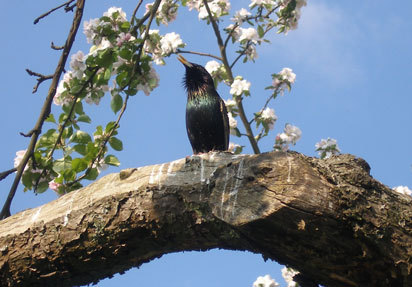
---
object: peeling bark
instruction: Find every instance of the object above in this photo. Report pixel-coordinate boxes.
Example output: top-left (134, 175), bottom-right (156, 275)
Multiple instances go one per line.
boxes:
top-left (0, 151), bottom-right (410, 287)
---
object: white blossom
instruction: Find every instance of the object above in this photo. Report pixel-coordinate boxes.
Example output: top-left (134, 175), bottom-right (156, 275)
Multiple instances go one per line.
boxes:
top-left (232, 8), bottom-right (251, 23)
top-left (279, 67), bottom-right (296, 83)
top-left (239, 27), bottom-right (259, 43)
top-left (103, 7), bottom-right (127, 22)
top-left (274, 124), bottom-right (302, 151)
top-left (54, 72), bottom-right (75, 106)
top-left (224, 98), bottom-right (237, 110)
top-left (136, 64), bottom-right (160, 96)
top-left (393, 186), bottom-right (412, 196)
top-left (70, 51), bottom-right (86, 79)
top-left (260, 107), bottom-right (277, 130)
top-left (147, 0), bottom-right (178, 26)
top-left (245, 45), bottom-right (258, 61)
top-left (160, 32), bottom-right (184, 55)
top-left (230, 77), bottom-right (251, 96)
top-left (315, 138), bottom-right (341, 159)
top-left (226, 24), bottom-right (241, 41)
top-left (277, 0), bottom-right (307, 33)
top-left (228, 142), bottom-right (242, 154)
top-left (249, 0), bottom-right (274, 8)
top-left (186, 0), bottom-right (202, 11)
top-left (83, 18), bottom-right (100, 44)
top-left (143, 30), bottom-right (164, 65)
top-left (273, 67), bottom-right (296, 96)
top-left (88, 38), bottom-right (113, 57)
top-left (253, 274), bottom-right (279, 287)
top-left (198, 0), bottom-right (231, 20)
top-left (205, 60), bottom-right (221, 75)
top-left (93, 158), bottom-right (108, 174)
top-left (281, 267), bottom-right (299, 287)
top-left (227, 112), bottom-right (238, 135)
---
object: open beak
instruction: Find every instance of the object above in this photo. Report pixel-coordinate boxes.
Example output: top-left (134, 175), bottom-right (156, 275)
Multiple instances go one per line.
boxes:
top-left (177, 54), bottom-right (193, 68)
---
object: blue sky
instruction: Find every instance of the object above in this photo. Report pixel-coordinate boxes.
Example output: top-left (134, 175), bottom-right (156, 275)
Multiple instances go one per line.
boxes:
top-left (1, 0), bottom-right (412, 286)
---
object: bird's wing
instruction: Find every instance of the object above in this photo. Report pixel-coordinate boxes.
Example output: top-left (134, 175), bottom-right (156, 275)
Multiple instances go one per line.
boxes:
top-left (220, 98), bottom-right (230, 150)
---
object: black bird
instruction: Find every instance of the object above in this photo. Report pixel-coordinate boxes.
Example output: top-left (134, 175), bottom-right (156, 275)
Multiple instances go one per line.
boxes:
top-left (178, 55), bottom-right (229, 154)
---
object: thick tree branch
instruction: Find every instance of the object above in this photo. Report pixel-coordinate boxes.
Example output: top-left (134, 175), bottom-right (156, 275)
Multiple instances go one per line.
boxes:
top-left (0, 152), bottom-right (410, 287)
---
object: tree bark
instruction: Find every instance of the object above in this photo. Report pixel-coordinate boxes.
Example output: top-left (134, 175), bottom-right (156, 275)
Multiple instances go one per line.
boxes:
top-left (0, 151), bottom-right (410, 287)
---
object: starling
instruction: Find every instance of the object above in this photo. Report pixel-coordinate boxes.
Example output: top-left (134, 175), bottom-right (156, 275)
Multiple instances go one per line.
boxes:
top-left (178, 55), bottom-right (229, 154)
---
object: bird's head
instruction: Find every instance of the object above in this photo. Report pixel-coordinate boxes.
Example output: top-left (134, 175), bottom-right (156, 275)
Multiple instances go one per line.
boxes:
top-left (178, 55), bottom-right (215, 94)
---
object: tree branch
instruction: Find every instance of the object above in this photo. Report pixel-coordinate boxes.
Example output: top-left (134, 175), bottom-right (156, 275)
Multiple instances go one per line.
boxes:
top-left (33, 0), bottom-right (76, 24)
top-left (0, 152), bottom-right (410, 287)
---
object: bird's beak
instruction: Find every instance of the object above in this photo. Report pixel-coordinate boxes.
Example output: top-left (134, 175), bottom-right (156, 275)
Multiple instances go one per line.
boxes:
top-left (177, 54), bottom-right (193, 68)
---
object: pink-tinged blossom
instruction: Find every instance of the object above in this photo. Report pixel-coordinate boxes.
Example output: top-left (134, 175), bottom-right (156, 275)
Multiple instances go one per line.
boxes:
top-left (116, 32), bottom-right (135, 47)
top-left (146, 0), bottom-right (178, 26)
top-left (245, 45), bottom-right (258, 61)
top-left (253, 274), bottom-right (279, 287)
top-left (393, 186), bottom-right (412, 196)
top-left (48, 180), bottom-right (61, 192)
top-left (186, 0), bottom-right (202, 11)
top-left (272, 67), bottom-right (296, 96)
top-left (277, 0), bottom-right (307, 33)
top-left (230, 77), bottom-right (251, 96)
top-left (281, 267), bottom-right (299, 287)
top-left (14, 150), bottom-right (27, 170)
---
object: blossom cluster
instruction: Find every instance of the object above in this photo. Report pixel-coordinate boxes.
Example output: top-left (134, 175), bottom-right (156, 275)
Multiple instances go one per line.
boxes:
top-left (274, 123), bottom-right (302, 151)
top-left (393, 186), bottom-right (412, 196)
top-left (253, 274), bottom-right (279, 287)
top-left (143, 30), bottom-right (185, 65)
top-left (255, 107), bottom-right (277, 132)
top-left (186, 0), bottom-right (231, 20)
top-left (230, 76), bottom-right (251, 96)
top-left (146, 0), bottom-right (178, 26)
top-left (281, 267), bottom-right (299, 287)
top-left (277, 0), bottom-right (307, 34)
top-left (315, 138), bottom-right (341, 159)
top-left (271, 67), bottom-right (296, 96)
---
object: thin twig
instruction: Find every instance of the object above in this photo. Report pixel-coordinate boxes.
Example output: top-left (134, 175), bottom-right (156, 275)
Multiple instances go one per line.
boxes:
top-left (202, 0), bottom-right (260, 154)
top-left (26, 69), bottom-right (54, 93)
top-left (0, 168), bottom-right (17, 182)
top-left (51, 42), bottom-right (64, 50)
top-left (177, 49), bottom-right (223, 61)
top-left (0, 0), bottom-right (86, 220)
top-left (34, 0), bottom-right (76, 24)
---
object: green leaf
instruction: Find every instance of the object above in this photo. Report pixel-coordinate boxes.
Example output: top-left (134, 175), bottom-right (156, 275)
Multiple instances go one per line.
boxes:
top-left (45, 114), bottom-right (56, 123)
top-left (74, 101), bottom-right (84, 115)
top-left (85, 168), bottom-right (99, 180)
top-left (111, 93), bottom-right (123, 114)
top-left (72, 158), bottom-right (88, 172)
top-left (109, 137), bottom-right (123, 151)
top-left (71, 130), bottom-right (92, 144)
top-left (105, 154), bottom-right (120, 166)
top-left (257, 25), bottom-right (265, 38)
top-left (73, 144), bottom-right (87, 156)
top-left (22, 172), bottom-right (33, 190)
top-left (104, 67), bottom-right (112, 81)
top-left (77, 114), bottom-right (92, 123)
top-left (36, 181), bottom-right (49, 194)
top-left (70, 83), bottom-right (83, 94)
top-left (52, 159), bottom-right (72, 173)
top-left (63, 169), bottom-right (77, 181)
top-left (62, 126), bottom-right (73, 139)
